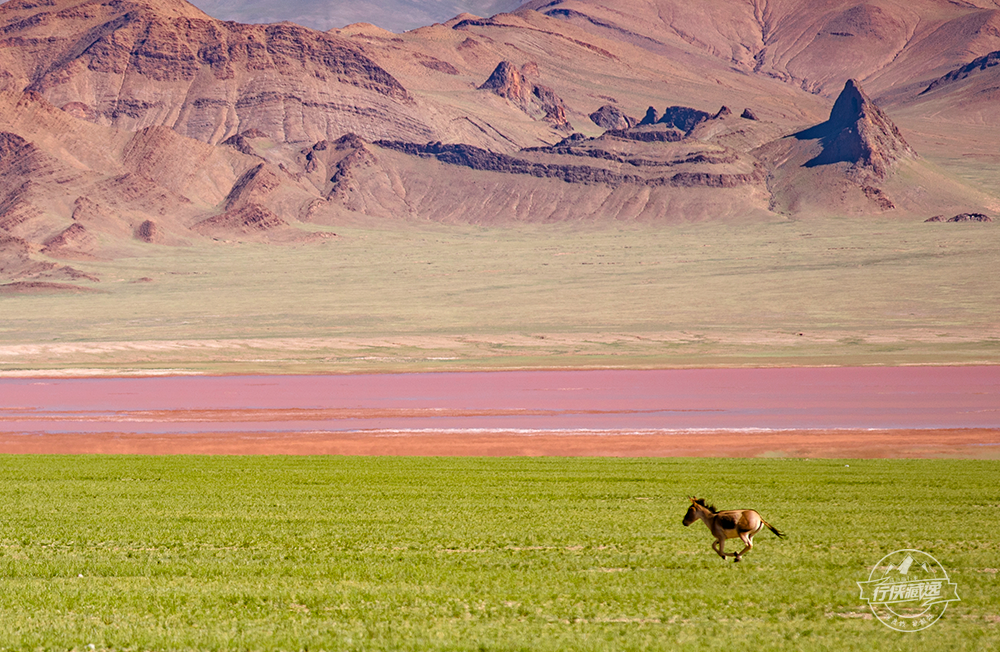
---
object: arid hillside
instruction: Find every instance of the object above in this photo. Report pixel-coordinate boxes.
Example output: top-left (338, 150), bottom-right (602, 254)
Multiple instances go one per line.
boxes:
top-left (1, 0), bottom-right (998, 290)
top-left (524, 0), bottom-right (1000, 97)
top-left (0, 0), bottom-right (428, 143)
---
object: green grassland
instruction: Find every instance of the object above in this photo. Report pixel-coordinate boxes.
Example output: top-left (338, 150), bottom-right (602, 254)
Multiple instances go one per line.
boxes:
top-left (2, 216), bottom-right (999, 374)
top-left (0, 456), bottom-right (997, 650)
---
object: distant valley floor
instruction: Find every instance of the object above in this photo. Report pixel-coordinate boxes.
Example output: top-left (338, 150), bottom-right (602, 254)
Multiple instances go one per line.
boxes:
top-left (1, 221), bottom-right (998, 374)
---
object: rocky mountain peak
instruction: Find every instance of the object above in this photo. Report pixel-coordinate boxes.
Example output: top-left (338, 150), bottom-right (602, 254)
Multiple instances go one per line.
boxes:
top-left (805, 79), bottom-right (914, 178)
top-left (479, 61), bottom-right (570, 128)
top-left (479, 62), bottom-right (530, 104)
top-left (1, 0), bottom-right (417, 145)
top-left (828, 79), bottom-right (868, 128)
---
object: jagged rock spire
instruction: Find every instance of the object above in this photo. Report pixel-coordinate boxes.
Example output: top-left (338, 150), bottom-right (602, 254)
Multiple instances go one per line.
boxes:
top-left (479, 61), bottom-right (530, 104)
top-left (711, 105), bottom-right (732, 119)
top-left (829, 79), bottom-right (868, 128)
top-left (806, 79), bottom-right (914, 178)
top-left (638, 107), bottom-right (660, 126)
top-left (479, 61), bottom-right (570, 128)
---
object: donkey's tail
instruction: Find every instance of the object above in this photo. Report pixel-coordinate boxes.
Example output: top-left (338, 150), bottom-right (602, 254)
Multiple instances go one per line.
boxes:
top-left (763, 520), bottom-right (785, 538)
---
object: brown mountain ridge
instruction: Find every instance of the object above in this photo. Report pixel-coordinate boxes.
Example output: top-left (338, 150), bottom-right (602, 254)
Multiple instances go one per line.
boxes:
top-left (1, 0), bottom-right (998, 288)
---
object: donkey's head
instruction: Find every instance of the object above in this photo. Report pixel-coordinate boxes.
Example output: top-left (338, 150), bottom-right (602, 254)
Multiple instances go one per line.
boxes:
top-left (682, 496), bottom-right (701, 526)
top-left (682, 497), bottom-right (714, 526)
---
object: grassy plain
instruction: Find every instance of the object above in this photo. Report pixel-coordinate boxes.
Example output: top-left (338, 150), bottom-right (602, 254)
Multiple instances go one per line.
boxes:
top-left (1, 217), bottom-right (998, 374)
top-left (0, 456), bottom-right (996, 651)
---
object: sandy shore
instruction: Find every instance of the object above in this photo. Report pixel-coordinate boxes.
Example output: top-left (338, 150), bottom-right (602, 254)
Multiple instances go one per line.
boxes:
top-left (2, 428), bottom-right (997, 458)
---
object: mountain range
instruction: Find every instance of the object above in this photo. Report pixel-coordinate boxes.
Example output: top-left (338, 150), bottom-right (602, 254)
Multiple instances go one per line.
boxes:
top-left (1, 0), bottom-right (998, 288)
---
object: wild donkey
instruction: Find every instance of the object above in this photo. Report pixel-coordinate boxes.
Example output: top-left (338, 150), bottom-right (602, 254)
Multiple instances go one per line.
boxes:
top-left (682, 497), bottom-right (785, 562)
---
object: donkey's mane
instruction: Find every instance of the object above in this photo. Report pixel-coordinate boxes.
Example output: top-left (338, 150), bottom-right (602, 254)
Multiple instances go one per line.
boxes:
top-left (694, 497), bottom-right (717, 513)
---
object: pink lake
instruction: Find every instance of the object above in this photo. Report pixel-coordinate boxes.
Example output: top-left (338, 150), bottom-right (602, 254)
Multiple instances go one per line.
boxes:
top-left (1, 367), bottom-right (998, 436)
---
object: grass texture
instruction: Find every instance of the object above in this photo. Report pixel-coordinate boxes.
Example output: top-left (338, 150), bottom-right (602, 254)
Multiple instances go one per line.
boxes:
top-left (0, 456), bottom-right (997, 650)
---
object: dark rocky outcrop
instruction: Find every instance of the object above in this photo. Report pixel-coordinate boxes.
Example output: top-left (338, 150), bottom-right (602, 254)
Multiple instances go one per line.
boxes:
top-left (134, 220), bottom-right (160, 242)
top-left (922, 50), bottom-right (1000, 95)
top-left (589, 104), bottom-right (635, 130)
top-left (711, 106), bottom-right (732, 120)
top-left (523, 142), bottom-right (738, 167)
top-left (951, 213), bottom-right (992, 222)
top-left (604, 127), bottom-right (684, 143)
top-left (376, 140), bottom-right (762, 188)
top-left (329, 143), bottom-right (377, 191)
top-left (862, 185), bottom-right (895, 210)
top-left (479, 61), bottom-right (532, 104)
top-left (334, 133), bottom-right (366, 150)
top-left (798, 79), bottom-right (914, 178)
top-left (554, 133), bottom-right (588, 146)
top-left (741, 108), bottom-right (759, 120)
top-left (221, 133), bottom-right (257, 156)
top-left (638, 107), bottom-right (660, 126)
top-left (926, 212), bottom-right (992, 222)
top-left (658, 106), bottom-right (711, 133)
top-left (620, 105), bottom-right (710, 135)
top-left (532, 84), bottom-right (570, 127)
top-left (479, 61), bottom-right (570, 127)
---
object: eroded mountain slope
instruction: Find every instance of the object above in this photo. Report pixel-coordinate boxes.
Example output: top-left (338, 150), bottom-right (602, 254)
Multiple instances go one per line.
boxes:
top-left (0, 0), bottom-right (428, 143)
top-left (525, 0), bottom-right (1000, 97)
top-left (1, 0), bottom-right (997, 291)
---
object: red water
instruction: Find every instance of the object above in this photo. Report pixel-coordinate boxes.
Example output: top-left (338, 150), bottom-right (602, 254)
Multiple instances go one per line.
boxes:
top-left (1, 367), bottom-right (998, 436)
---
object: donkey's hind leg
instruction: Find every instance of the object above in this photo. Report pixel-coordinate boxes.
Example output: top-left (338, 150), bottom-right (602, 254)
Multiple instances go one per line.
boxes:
top-left (733, 532), bottom-right (754, 562)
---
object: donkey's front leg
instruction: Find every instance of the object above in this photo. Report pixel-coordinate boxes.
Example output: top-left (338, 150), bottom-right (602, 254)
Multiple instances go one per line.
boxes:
top-left (712, 538), bottom-right (729, 560)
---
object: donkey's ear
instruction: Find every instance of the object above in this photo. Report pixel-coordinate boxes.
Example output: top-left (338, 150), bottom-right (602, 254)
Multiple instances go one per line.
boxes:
top-left (688, 496), bottom-right (697, 503)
